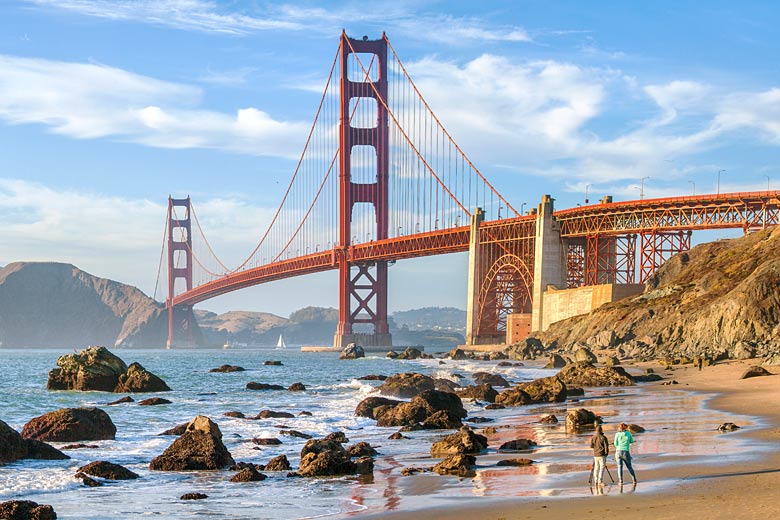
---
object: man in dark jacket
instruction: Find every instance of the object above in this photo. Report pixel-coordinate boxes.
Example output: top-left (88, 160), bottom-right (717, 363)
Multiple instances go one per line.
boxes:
top-left (590, 425), bottom-right (609, 486)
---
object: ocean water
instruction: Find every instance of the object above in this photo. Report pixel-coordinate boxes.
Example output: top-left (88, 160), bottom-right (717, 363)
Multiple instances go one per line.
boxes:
top-left (0, 348), bottom-right (764, 519)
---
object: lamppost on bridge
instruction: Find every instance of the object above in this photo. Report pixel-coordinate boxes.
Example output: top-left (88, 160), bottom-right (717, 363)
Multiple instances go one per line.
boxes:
top-left (765, 175), bottom-right (771, 191)
top-left (688, 180), bottom-right (695, 195)
top-left (520, 202), bottom-right (527, 215)
top-left (640, 177), bottom-right (650, 200)
top-left (498, 206), bottom-right (504, 219)
top-left (585, 184), bottom-right (591, 204)
top-left (718, 170), bottom-right (726, 195)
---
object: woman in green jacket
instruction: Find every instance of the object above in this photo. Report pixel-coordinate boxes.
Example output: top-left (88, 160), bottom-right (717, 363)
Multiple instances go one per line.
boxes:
top-left (614, 423), bottom-right (637, 485)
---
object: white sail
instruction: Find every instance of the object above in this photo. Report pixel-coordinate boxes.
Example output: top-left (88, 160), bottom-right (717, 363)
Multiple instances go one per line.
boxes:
top-left (276, 334), bottom-right (286, 349)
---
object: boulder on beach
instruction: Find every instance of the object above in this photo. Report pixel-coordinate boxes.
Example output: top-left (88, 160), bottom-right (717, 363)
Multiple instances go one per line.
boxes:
top-left (433, 454), bottom-right (475, 477)
top-left (565, 408), bottom-right (602, 431)
top-left (0, 420), bottom-right (69, 463)
top-left (340, 343), bottom-right (365, 360)
top-left (149, 416), bottom-right (234, 471)
top-left (740, 366), bottom-right (773, 379)
top-left (107, 396), bottom-right (134, 405)
top-left (22, 408), bottom-right (116, 442)
top-left (718, 422), bottom-right (740, 432)
top-left (75, 461), bottom-right (139, 480)
top-left (494, 386), bottom-right (533, 407)
top-left (433, 378), bottom-right (460, 393)
top-left (543, 354), bottom-right (567, 369)
top-left (354, 396), bottom-right (403, 419)
top-left (628, 424), bottom-right (645, 434)
top-left (46, 346), bottom-right (169, 393)
top-left (539, 414), bottom-right (558, 424)
top-left (347, 442), bottom-right (377, 458)
top-left (498, 439), bottom-right (537, 451)
top-left (516, 375), bottom-right (567, 403)
top-left (0, 500), bottom-right (57, 520)
top-left (373, 390), bottom-right (466, 429)
top-left (503, 338), bottom-right (542, 360)
top-left (473, 372), bottom-right (510, 387)
top-left (377, 373), bottom-right (435, 398)
top-left (556, 362), bottom-right (635, 387)
top-left (430, 428), bottom-right (488, 456)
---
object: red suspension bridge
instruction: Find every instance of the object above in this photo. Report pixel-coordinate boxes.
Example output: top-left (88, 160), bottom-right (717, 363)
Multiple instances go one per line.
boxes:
top-left (159, 32), bottom-right (780, 348)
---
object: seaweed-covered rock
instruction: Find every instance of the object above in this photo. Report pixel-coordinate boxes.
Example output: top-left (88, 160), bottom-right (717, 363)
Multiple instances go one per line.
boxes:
top-left (22, 408), bottom-right (116, 442)
top-left (377, 373), bottom-right (435, 398)
top-left (557, 362), bottom-right (635, 387)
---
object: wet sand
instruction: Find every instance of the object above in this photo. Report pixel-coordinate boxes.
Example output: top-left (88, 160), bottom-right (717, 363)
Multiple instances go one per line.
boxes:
top-left (367, 359), bottom-right (780, 519)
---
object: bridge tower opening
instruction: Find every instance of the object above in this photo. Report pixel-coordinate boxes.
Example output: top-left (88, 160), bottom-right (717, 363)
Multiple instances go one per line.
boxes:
top-left (166, 196), bottom-right (194, 348)
top-left (333, 32), bottom-right (392, 348)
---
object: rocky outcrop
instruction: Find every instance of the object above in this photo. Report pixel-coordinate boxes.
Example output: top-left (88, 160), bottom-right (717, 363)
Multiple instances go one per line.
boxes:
top-left (503, 338), bottom-right (543, 360)
top-left (473, 372), bottom-right (510, 387)
top-left (264, 454), bottom-right (291, 471)
top-left (75, 461), bottom-right (139, 480)
top-left (22, 408), bottom-right (116, 442)
top-left (377, 373), bottom-right (435, 398)
top-left (494, 386), bottom-right (533, 407)
top-left (516, 375), bottom-right (567, 402)
top-left (557, 362), bottom-right (635, 387)
top-left (573, 347), bottom-right (597, 363)
top-left (0, 420), bottom-right (68, 463)
top-left (430, 429), bottom-right (488, 456)
top-left (298, 439), bottom-right (357, 477)
top-left (0, 262), bottom-right (192, 348)
top-left (543, 354), bottom-right (567, 369)
top-left (534, 228), bottom-right (780, 362)
top-left (397, 347), bottom-right (424, 360)
top-left (230, 467), bottom-right (267, 482)
top-left (565, 408), bottom-right (601, 431)
top-left (456, 384), bottom-right (498, 403)
top-left (433, 454), bottom-right (476, 477)
top-left (149, 416), bottom-right (234, 471)
top-left (340, 343), bottom-right (365, 360)
top-left (347, 442), bottom-right (377, 457)
top-left (46, 347), bottom-right (169, 392)
top-left (354, 396), bottom-right (403, 419)
top-left (374, 390), bottom-right (466, 429)
top-left (0, 500), bottom-right (57, 520)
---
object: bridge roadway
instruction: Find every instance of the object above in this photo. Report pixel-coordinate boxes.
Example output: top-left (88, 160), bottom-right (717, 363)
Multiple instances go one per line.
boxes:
top-left (171, 190), bottom-right (780, 308)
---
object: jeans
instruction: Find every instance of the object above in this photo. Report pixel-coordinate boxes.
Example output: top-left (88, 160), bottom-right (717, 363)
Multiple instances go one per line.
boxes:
top-left (616, 450), bottom-right (636, 483)
top-left (592, 456), bottom-right (606, 484)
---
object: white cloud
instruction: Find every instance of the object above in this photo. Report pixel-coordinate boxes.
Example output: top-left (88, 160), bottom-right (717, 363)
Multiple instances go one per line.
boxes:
top-left (0, 54), bottom-right (309, 157)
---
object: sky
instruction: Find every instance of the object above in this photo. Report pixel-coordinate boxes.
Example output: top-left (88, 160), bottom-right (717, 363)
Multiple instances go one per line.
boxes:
top-left (0, 1), bottom-right (778, 317)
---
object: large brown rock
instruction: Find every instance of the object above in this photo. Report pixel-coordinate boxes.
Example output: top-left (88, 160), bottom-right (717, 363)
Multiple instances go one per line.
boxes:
top-left (115, 362), bottom-right (171, 392)
top-left (740, 366), bottom-right (773, 379)
top-left (494, 387), bottom-right (534, 407)
top-left (516, 375), bottom-right (567, 402)
top-left (397, 347), bottom-right (423, 360)
top-left (556, 362), bottom-right (635, 387)
top-left (377, 373), bottom-right (435, 398)
top-left (573, 347), bottom-right (598, 363)
top-left (456, 384), bottom-right (498, 403)
top-left (0, 500), bottom-right (57, 520)
top-left (433, 454), bottom-right (476, 477)
top-left (264, 454), bottom-right (291, 471)
top-left (473, 372), bottom-right (510, 387)
top-left (46, 346), bottom-right (169, 393)
top-left (565, 408), bottom-right (601, 431)
top-left (498, 439), bottom-right (537, 451)
top-left (0, 420), bottom-right (68, 463)
top-left (22, 408), bottom-right (116, 442)
top-left (430, 429), bottom-right (488, 456)
top-left (543, 354), bottom-right (567, 369)
top-left (375, 390), bottom-right (466, 429)
top-left (354, 396), bottom-right (403, 419)
top-left (339, 343), bottom-right (365, 360)
top-left (298, 438), bottom-right (356, 477)
top-left (503, 337), bottom-right (543, 360)
top-left (149, 416), bottom-right (234, 471)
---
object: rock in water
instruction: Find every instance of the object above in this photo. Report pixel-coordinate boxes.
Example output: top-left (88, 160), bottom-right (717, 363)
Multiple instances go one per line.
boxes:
top-left (0, 420), bottom-right (68, 463)
top-left (565, 408), bottom-right (602, 431)
top-left (46, 346), bottom-right (169, 393)
top-left (298, 438), bottom-right (357, 477)
top-left (340, 343), bottom-right (365, 360)
top-left (47, 346), bottom-right (127, 392)
top-left (180, 493), bottom-right (207, 500)
top-left (354, 396), bottom-right (403, 419)
top-left (21, 408), bottom-right (116, 442)
top-left (0, 500), bottom-right (57, 520)
top-left (149, 416), bottom-right (234, 471)
top-left (115, 362), bottom-right (171, 392)
top-left (433, 454), bottom-right (476, 477)
top-left (398, 347), bottom-right (423, 360)
top-left (75, 461), bottom-right (139, 480)
top-left (498, 439), bottom-right (537, 451)
top-left (516, 375), bottom-right (567, 402)
top-left (230, 467), bottom-right (267, 482)
top-left (456, 384), bottom-right (498, 403)
top-left (472, 372), bottom-right (510, 387)
top-left (264, 454), bottom-right (291, 471)
top-left (209, 365), bottom-right (245, 373)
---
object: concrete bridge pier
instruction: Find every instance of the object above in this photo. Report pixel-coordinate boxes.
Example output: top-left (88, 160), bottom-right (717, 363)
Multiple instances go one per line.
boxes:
top-left (464, 208), bottom-right (485, 346)
top-left (531, 195), bottom-right (567, 332)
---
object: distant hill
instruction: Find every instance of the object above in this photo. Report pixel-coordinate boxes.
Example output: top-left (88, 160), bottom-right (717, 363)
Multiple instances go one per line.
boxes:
top-left (391, 306), bottom-right (466, 332)
top-left (0, 262), bottom-right (185, 348)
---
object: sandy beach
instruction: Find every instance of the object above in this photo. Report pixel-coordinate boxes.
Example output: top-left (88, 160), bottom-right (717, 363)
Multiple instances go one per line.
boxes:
top-left (368, 359), bottom-right (780, 520)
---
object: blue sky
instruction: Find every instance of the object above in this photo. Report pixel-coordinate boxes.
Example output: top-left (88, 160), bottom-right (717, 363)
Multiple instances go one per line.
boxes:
top-left (0, 1), bottom-right (778, 317)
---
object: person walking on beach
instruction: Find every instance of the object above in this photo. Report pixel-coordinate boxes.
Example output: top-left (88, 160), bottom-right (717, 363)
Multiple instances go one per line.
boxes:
top-left (614, 423), bottom-right (637, 485)
top-left (590, 425), bottom-right (609, 487)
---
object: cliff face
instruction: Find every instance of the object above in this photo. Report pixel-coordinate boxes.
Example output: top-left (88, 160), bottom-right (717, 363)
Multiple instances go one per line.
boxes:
top-left (0, 262), bottom-right (177, 348)
top-left (534, 227), bottom-right (780, 361)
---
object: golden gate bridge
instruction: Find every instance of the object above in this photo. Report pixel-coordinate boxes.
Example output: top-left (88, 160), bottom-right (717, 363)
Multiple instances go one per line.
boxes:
top-left (157, 32), bottom-right (780, 348)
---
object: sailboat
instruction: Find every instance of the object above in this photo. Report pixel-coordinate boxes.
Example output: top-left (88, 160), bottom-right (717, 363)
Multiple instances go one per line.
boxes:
top-left (276, 334), bottom-right (287, 349)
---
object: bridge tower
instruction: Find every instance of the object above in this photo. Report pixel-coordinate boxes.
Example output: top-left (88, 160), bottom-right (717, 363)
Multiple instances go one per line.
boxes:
top-left (333, 32), bottom-right (392, 348)
top-left (166, 196), bottom-right (195, 348)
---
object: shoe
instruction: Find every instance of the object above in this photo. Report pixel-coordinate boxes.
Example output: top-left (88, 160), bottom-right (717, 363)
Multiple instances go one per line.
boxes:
top-left (632, 478), bottom-right (637, 484)
top-left (618, 481), bottom-right (623, 485)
